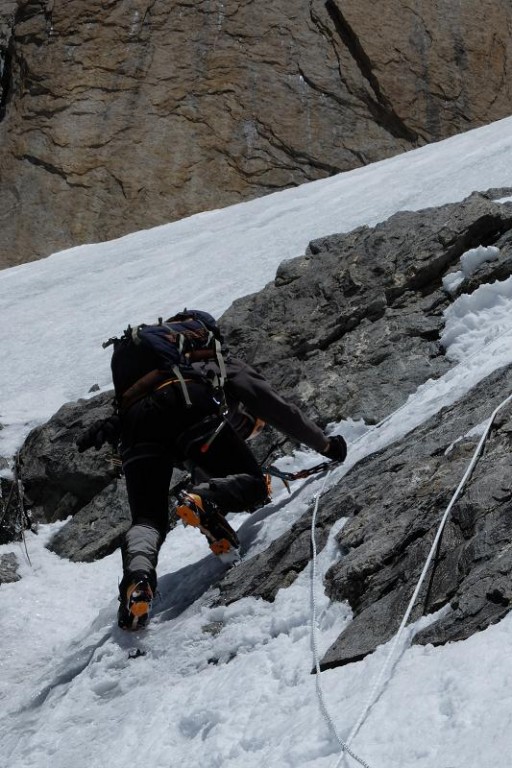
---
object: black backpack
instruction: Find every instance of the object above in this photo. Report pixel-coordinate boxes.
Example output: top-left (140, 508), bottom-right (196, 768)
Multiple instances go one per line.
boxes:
top-left (104, 309), bottom-right (227, 410)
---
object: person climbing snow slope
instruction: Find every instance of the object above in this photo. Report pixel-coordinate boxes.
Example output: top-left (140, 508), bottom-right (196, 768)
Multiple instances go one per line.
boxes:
top-left (77, 309), bottom-right (347, 630)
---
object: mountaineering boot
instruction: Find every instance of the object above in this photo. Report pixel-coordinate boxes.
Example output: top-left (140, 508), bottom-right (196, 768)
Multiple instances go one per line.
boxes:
top-left (117, 571), bottom-right (155, 630)
top-left (176, 492), bottom-right (241, 564)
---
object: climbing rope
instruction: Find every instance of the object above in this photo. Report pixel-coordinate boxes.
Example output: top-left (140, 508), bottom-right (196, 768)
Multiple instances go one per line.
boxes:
top-left (336, 389), bottom-right (512, 765)
top-left (309, 387), bottom-right (512, 768)
top-left (310, 470), bottom-right (374, 768)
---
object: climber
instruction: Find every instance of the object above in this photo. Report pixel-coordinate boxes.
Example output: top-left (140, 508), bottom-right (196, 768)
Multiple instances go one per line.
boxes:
top-left (76, 309), bottom-right (347, 630)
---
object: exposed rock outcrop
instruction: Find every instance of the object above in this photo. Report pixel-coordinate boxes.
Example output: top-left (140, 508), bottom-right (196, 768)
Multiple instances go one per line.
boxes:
top-left (17, 391), bottom-right (119, 524)
top-left (46, 478), bottom-right (131, 563)
top-left (0, 551), bottom-right (20, 583)
top-left (1, 1), bottom-right (512, 266)
top-left (216, 190), bottom-right (512, 665)
top-left (320, 364), bottom-right (512, 668)
top-left (220, 190), bottom-right (512, 425)
top-left (216, 363), bottom-right (512, 668)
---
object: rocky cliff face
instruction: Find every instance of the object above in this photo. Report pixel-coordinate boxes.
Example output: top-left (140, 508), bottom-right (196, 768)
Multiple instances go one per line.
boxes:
top-left (7, 189), bottom-right (512, 667)
top-left (216, 190), bottom-right (512, 667)
top-left (220, 191), bottom-right (512, 426)
top-left (1, 0), bottom-right (511, 267)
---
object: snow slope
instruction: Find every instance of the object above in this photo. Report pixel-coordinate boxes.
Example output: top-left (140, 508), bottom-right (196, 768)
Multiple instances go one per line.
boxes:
top-left (2, 117), bottom-right (512, 767)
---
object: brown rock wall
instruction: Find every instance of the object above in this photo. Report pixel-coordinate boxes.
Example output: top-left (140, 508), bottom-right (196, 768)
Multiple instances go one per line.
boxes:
top-left (0, 0), bottom-right (511, 266)
top-left (336, 0), bottom-right (512, 138)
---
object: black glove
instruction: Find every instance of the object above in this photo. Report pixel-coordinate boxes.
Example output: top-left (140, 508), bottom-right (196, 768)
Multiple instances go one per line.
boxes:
top-left (76, 415), bottom-right (121, 453)
top-left (322, 435), bottom-right (347, 463)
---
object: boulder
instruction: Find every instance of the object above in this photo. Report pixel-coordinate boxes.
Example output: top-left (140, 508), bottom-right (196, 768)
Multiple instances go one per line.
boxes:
top-left (46, 478), bottom-right (131, 562)
top-left (17, 390), bottom-right (118, 524)
top-left (0, 551), bottom-right (20, 583)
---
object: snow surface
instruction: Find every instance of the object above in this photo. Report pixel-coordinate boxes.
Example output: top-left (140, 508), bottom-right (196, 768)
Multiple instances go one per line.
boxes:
top-left (2, 116), bottom-right (512, 767)
top-left (442, 245), bottom-right (501, 295)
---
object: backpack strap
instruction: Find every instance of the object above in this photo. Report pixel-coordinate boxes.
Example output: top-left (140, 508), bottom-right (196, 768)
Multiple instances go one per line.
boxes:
top-left (177, 317), bottom-right (228, 412)
top-left (118, 370), bottom-right (172, 413)
top-left (213, 338), bottom-right (227, 387)
top-left (171, 364), bottom-right (193, 406)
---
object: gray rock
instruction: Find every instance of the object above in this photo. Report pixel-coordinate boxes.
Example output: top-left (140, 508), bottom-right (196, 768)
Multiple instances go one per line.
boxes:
top-left (218, 505), bottom-right (333, 605)
top-left (221, 191), bottom-right (512, 425)
top-left (213, 191), bottom-right (512, 667)
top-left (320, 363), bottom-right (512, 668)
top-left (217, 361), bottom-right (512, 670)
top-left (0, 552), bottom-right (20, 583)
top-left (18, 391), bottom-right (118, 524)
top-left (47, 478), bottom-right (131, 562)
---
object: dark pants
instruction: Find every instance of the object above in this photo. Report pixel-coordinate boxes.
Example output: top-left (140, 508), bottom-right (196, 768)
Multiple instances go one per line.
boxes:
top-left (119, 382), bottom-right (268, 585)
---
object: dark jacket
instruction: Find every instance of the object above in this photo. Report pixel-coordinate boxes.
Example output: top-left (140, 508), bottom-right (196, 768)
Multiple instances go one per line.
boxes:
top-left (195, 357), bottom-right (328, 454)
top-left (111, 331), bottom-right (328, 454)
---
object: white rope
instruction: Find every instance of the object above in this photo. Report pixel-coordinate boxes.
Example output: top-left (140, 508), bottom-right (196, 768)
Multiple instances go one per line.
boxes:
top-left (314, 389), bottom-right (512, 768)
top-left (310, 472), bottom-right (374, 768)
top-left (307, 323), bottom-right (512, 765)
